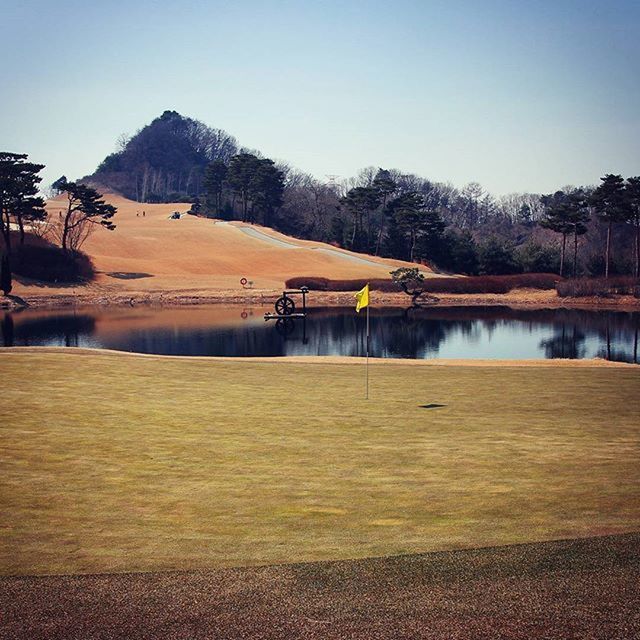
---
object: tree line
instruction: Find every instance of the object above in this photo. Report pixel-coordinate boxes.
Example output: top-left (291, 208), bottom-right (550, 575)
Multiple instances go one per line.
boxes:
top-left (86, 111), bottom-right (639, 278)
top-left (200, 159), bottom-right (639, 280)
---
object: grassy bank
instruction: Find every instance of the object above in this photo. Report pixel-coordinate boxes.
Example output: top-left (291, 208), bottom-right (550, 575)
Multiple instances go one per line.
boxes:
top-left (0, 350), bottom-right (638, 576)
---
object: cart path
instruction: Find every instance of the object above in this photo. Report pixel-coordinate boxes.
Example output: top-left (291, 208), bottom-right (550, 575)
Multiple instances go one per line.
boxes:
top-left (231, 223), bottom-right (397, 268)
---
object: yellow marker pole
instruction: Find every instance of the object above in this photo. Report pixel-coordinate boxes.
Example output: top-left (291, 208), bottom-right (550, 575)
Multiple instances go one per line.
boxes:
top-left (355, 284), bottom-right (370, 400)
top-left (366, 301), bottom-right (370, 400)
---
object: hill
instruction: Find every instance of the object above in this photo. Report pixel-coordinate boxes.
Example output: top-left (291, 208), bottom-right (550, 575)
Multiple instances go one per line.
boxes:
top-left (86, 111), bottom-right (238, 202)
top-left (14, 194), bottom-right (426, 300)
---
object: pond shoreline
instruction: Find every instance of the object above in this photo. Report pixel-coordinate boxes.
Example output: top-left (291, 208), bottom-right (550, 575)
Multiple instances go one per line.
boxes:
top-left (1, 346), bottom-right (636, 367)
top-left (3, 287), bottom-right (640, 312)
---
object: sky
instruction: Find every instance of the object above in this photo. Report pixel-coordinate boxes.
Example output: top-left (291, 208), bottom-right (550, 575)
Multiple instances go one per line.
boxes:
top-left (1, 0), bottom-right (639, 196)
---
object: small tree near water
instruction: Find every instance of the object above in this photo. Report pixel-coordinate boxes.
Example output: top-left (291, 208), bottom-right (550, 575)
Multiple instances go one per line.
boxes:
top-left (391, 267), bottom-right (437, 306)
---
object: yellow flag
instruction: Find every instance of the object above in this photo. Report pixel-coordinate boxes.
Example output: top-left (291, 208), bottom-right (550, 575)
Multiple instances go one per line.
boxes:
top-left (355, 283), bottom-right (369, 313)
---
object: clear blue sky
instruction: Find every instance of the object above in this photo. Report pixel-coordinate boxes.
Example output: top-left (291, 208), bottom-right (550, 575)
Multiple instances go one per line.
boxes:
top-left (1, 0), bottom-right (638, 195)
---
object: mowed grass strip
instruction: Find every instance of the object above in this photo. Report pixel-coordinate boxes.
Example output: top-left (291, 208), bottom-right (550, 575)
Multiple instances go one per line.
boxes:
top-left (0, 351), bottom-right (638, 576)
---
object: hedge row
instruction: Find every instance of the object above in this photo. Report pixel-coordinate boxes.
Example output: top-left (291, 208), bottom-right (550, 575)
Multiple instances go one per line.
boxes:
top-left (286, 273), bottom-right (560, 294)
top-left (556, 277), bottom-right (640, 298)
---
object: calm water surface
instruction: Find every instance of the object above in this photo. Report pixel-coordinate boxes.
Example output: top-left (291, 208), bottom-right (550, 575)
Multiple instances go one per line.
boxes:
top-left (1, 305), bottom-right (639, 363)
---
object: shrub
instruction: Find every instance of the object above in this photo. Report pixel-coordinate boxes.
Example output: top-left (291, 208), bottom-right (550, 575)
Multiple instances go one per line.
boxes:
top-left (285, 277), bottom-right (400, 292)
top-left (12, 244), bottom-right (95, 283)
top-left (478, 238), bottom-right (521, 275)
top-left (556, 277), bottom-right (640, 298)
top-left (286, 273), bottom-right (560, 294)
top-left (420, 274), bottom-right (559, 294)
top-left (516, 243), bottom-right (560, 274)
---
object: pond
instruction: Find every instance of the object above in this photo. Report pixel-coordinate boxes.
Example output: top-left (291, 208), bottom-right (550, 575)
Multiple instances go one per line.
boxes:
top-left (1, 305), bottom-right (639, 363)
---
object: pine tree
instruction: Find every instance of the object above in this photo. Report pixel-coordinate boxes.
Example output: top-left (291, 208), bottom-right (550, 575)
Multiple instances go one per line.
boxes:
top-left (203, 160), bottom-right (227, 216)
top-left (540, 191), bottom-right (573, 276)
top-left (625, 176), bottom-right (640, 277)
top-left (340, 187), bottom-right (381, 251)
top-left (249, 159), bottom-right (284, 228)
top-left (58, 181), bottom-right (117, 253)
top-left (0, 152), bottom-right (46, 251)
top-left (227, 153), bottom-right (260, 222)
top-left (591, 174), bottom-right (628, 278)
top-left (372, 168), bottom-right (396, 255)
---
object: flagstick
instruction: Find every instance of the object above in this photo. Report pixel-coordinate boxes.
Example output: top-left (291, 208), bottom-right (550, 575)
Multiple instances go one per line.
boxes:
top-left (365, 303), bottom-right (370, 400)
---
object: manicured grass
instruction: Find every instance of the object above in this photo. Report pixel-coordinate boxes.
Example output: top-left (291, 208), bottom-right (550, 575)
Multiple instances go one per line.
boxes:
top-left (0, 350), bottom-right (638, 576)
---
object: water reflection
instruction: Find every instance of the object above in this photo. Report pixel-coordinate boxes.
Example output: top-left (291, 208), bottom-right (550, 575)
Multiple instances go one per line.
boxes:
top-left (0, 305), bottom-right (638, 363)
top-left (3, 312), bottom-right (96, 348)
top-left (539, 325), bottom-right (586, 360)
top-left (2, 313), bottom-right (14, 347)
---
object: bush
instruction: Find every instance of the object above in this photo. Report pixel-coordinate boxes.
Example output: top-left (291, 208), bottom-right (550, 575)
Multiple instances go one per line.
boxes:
top-left (478, 238), bottom-right (521, 275)
top-left (556, 277), bottom-right (640, 298)
top-left (420, 274), bottom-right (559, 294)
top-left (585, 254), bottom-right (634, 277)
top-left (516, 243), bottom-right (560, 274)
top-left (286, 273), bottom-right (560, 294)
top-left (12, 244), bottom-right (95, 283)
top-left (285, 277), bottom-right (400, 292)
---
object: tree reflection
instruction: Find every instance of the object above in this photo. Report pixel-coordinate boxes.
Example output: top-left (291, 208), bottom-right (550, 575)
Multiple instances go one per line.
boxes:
top-left (1, 313), bottom-right (14, 347)
top-left (539, 324), bottom-right (586, 359)
top-left (5, 313), bottom-right (95, 347)
top-left (2, 306), bottom-right (639, 362)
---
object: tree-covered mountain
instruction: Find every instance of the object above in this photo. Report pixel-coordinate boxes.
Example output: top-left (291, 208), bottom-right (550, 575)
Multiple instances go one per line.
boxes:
top-left (86, 110), bottom-right (238, 202)
top-left (81, 111), bottom-right (639, 278)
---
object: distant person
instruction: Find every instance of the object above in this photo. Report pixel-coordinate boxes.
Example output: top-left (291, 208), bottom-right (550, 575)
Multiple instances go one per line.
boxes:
top-left (143, 210), bottom-right (146, 217)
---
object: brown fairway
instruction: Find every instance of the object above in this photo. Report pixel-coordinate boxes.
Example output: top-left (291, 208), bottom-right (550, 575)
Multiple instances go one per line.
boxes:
top-left (17, 194), bottom-right (423, 299)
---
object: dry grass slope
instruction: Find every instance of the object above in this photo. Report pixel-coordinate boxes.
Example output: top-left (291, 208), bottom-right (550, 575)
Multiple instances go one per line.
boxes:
top-left (12, 195), bottom-right (423, 300)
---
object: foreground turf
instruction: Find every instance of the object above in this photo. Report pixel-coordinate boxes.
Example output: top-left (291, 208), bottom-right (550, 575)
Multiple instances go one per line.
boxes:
top-left (2, 533), bottom-right (638, 639)
top-left (0, 350), bottom-right (638, 576)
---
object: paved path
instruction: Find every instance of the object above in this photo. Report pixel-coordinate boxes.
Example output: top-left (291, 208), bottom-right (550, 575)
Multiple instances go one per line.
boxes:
top-left (234, 224), bottom-right (393, 268)
top-left (2, 533), bottom-right (638, 639)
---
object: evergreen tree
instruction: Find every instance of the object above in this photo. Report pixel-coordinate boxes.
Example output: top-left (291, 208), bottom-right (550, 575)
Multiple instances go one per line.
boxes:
top-left (565, 190), bottom-right (590, 277)
top-left (203, 160), bottom-right (227, 215)
top-left (540, 191), bottom-right (573, 276)
top-left (51, 175), bottom-right (68, 195)
top-left (516, 242), bottom-right (560, 273)
top-left (417, 209), bottom-right (446, 265)
top-left (329, 215), bottom-right (346, 246)
top-left (0, 152), bottom-right (46, 251)
top-left (58, 181), bottom-right (117, 253)
top-left (339, 186), bottom-right (381, 251)
top-left (372, 168), bottom-right (396, 254)
top-left (441, 230), bottom-right (479, 274)
top-left (626, 176), bottom-right (640, 277)
top-left (249, 159), bottom-right (284, 227)
top-left (479, 238), bottom-right (520, 275)
top-left (227, 153), bottom-right (260, 222)
top-left (591, 174), bottom-right (628, 278)
top-left (388, 192), bottom-right (426, 263)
